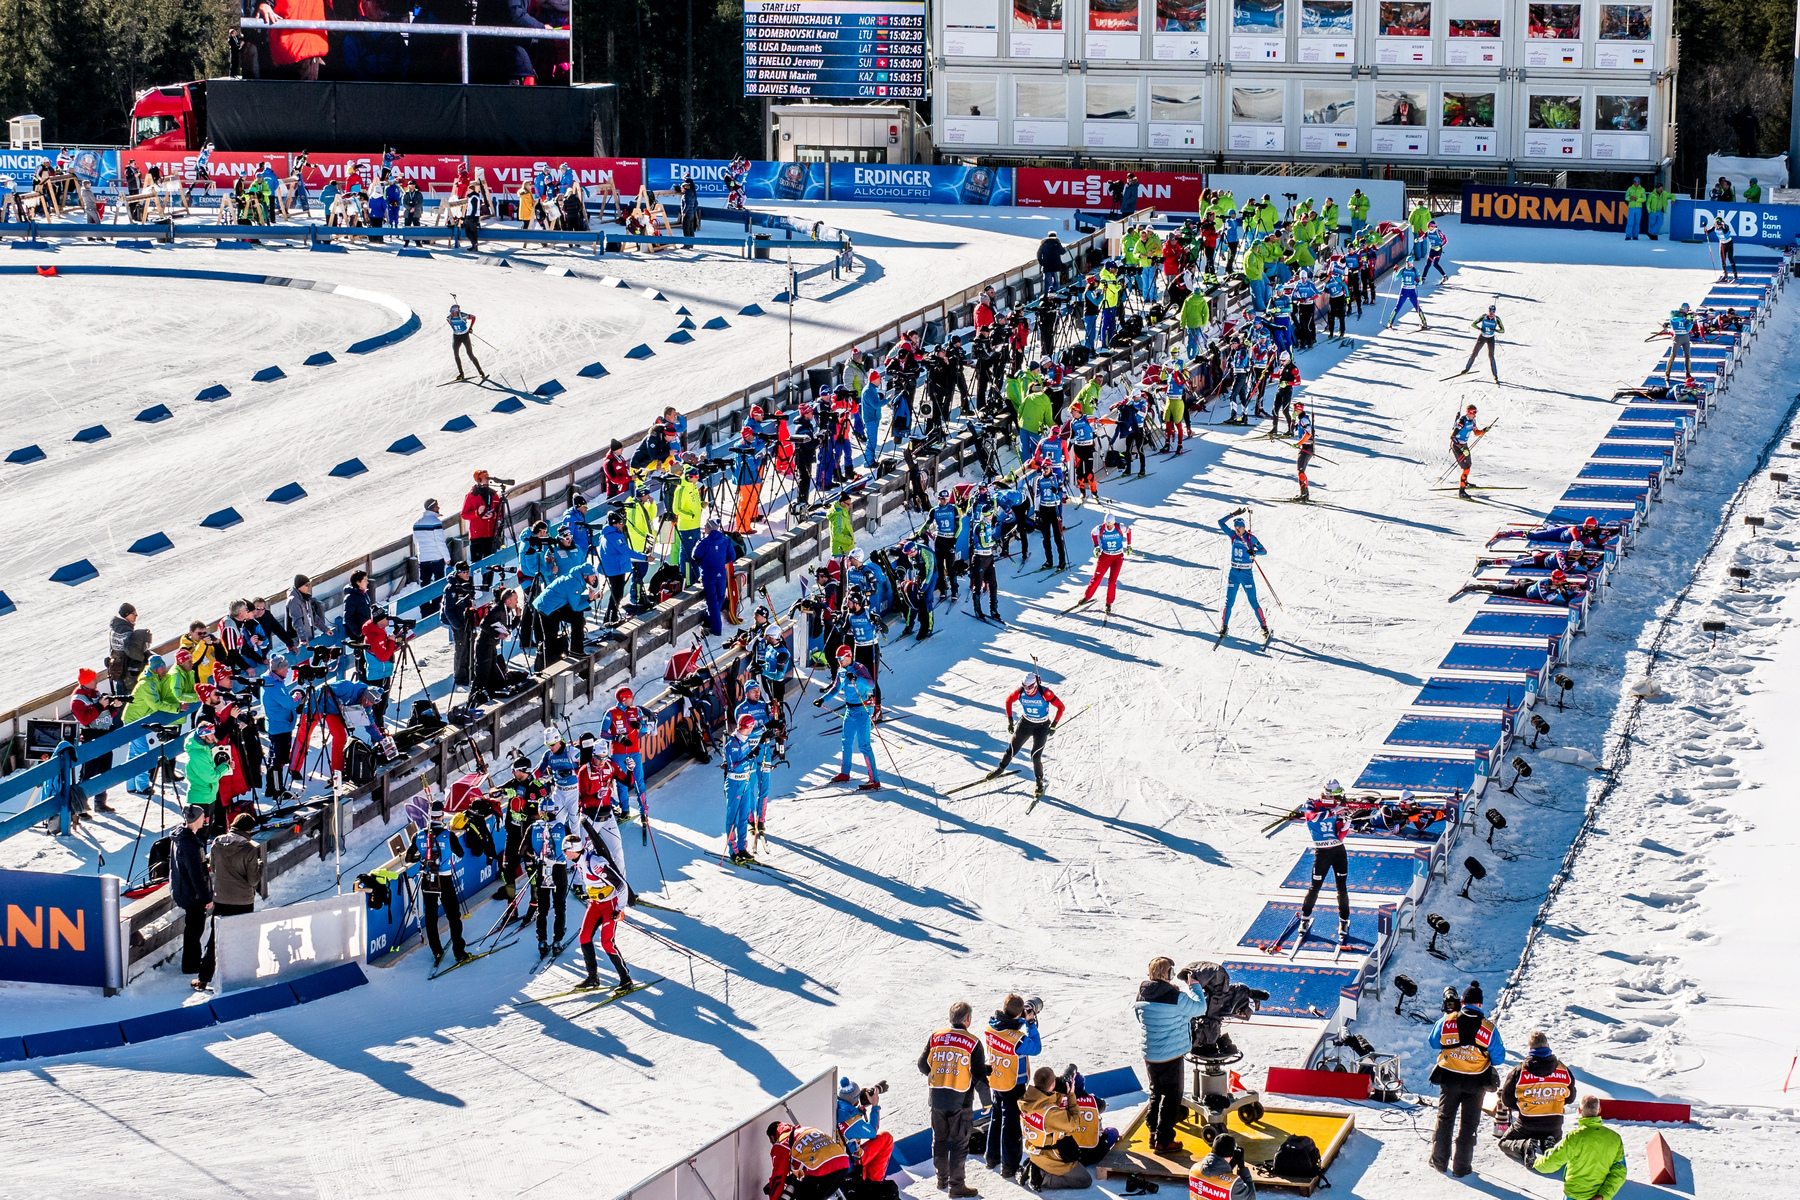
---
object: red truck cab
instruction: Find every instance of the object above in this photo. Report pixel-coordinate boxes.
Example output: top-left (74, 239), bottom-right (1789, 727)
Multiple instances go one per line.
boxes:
top-left (132, 82), bottom-right (206, 151)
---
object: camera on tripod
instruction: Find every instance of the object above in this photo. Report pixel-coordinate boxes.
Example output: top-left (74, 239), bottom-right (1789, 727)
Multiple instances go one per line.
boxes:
top-left (488, 476), bottom-right (517, 487)
top-left (390, 614), bottom-right (418, 636)
top-left (294, 645), bottom-right (343, 683)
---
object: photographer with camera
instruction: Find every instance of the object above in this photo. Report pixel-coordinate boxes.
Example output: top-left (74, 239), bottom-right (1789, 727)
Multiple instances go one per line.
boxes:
top-left (286, 671), bottom-right (376, 781)
top-left (1191, 1132), bottom-right (1256, 1200)
top-left (834, 1076), bottom-right (894, 1182)
top-left (123, 655), bottom-right (185, 797)
top-left (462, 471), bottom-right (506, 571)
top-left (982, 994), bottom-right (1043, 1181)
top-left (1020, 1065), bottom-right (1093, 1192)
top-left (70, 666), bottom-right (125, 814)
top-left (182, 721), bottom-right (236, 842)
top-left (473, 586), bottom-right (524, 701)
top-left (1428, 980), bottom-right (1507, 1177)
top-left (1498, 1030), bottom-right (1576, 1169)
top-left (360, 607), bottom-right (408, 727)
top-left (1133, 957), bottom-right (1211, 1153)
top-left (259, 655), bottom-right (301, 798)
top-left (919, 1000), bottom-right (990, 1198)
top-left (533, 563), bottom-right (601, 665)
top-left (763, 1121), bottom-right (851, 1200)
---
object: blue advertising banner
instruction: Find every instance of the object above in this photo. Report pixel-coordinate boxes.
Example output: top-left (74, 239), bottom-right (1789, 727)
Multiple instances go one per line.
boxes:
top-left (1670, 200), bottom-right (1800, 247)
top-left (0, 868), bottom-right (120, 988)
top-left (646, 159), bottom-right (827, 201)
top-left (365, 837), bottom-right (495, 965)
top-left (0, 147), bottom-right (120, 188)
top-left (827, 163), bottom-right (1014, 205)
top-left (1461, 183), bottom-right (1628, 231)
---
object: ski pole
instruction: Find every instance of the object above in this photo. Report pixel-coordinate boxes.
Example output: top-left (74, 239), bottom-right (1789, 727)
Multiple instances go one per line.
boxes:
top-left (1253, 560), bottom-right (1285, 610)
top-left (639, 795), bottom-right (668, 882)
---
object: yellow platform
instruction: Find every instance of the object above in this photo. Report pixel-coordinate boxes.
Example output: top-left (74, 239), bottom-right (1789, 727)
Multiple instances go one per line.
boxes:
top-left (1098, 1099), bottom-right (1354, 1195)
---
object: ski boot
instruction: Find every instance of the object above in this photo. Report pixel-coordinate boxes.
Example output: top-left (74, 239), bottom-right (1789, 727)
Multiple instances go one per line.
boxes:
top-left (1338, 917), bottom-right (1352, 944)
top-left (829, 772), bottom-right (852, 783)
top-left (1297, 913), bottom-right (1312, 942)
top-left (579, 943), bottom-right (601, 988)
top-left (608, 951), bottom-right (634, 992)
top-left (1261, 622), bottom-right (1273, 643)
top-left (1104, 604), bottom-right (1112, 617)
top-left (1215, 623), bottom-right (1228, 645)
top-left (857, 779), bottom-right (882, 792)
top-left (1034, 780), bottom-right (1046, 798)
top-left (538, 941), bottom-right (551, 960)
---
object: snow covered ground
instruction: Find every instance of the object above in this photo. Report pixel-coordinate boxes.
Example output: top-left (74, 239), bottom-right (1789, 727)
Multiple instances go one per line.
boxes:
top-left (3, 216), bottom-right (1797, 1200)
top-left (0, 202), bottom-right (1074, 708)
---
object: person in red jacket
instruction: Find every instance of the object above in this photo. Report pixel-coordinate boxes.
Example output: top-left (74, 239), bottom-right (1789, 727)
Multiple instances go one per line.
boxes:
top-left (71, 667), bottom-right (123, 814)
top-left (463, 470), bottom-right (503, 570)
top-left (254, 0), bottom-right (329, 79)
top-left (602, 440), bottom-right (633, 497)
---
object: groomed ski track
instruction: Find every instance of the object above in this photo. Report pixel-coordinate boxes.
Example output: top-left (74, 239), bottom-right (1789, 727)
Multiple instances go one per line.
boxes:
top-left (3, 218), bottom-right (1795, 1199)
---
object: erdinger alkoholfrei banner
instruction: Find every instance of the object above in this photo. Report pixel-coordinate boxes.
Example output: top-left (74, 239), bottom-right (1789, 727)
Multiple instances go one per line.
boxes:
top-left (1461, 183), bottom-right (1629, 231)
top-left (647, 159), bottom-right (828, 201)
top-left (825, 163), bottom-right (1013, 204)
top-left (0, 147), bottom-right (120, 188)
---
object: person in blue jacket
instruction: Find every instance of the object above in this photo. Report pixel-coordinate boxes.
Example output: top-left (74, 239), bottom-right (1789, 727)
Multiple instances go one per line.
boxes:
top-left (533, 564), bottom-right (600, 663)
top-left (693, 519), bottom-right (739, 636)
top-left (814, 645), bottom-right (880, 790)
top-left (559, 494), bottom-right (595, 558)
top-left (1133, 958), bottom-right (1210, 1153)
top-left (1216, 508), bottom-right (1270, 642)
top-left (260, 655), bottom-right (302, 798)
top-left (845, 548), bottom-right (891, 615)
top-left (835, 1076), bottom-right (895, 1182)
top-left (735, 676), bottom-right (776, 837)
top-left (1389, 261), bottom-right (1428, 331)
top-left (755, 624), bottom-right (793, 710)
top-left (983, 995), bottom-right (1044, 1179)
top-left (928, 489), bottom-right (963, 601)
top-left (596, 509), bottom-right (646, 625)
top-left (860, 372), bottom-right (886, 467)
top-left (407, 797), bottom-right (470, 968)
top-left (720, 714), bottom-right (762, 862)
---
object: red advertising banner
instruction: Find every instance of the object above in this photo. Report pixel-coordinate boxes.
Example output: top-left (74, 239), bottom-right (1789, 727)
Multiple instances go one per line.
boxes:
top-left (1014, 168), bottom-right (1207, 211)
top-left (120, 151), bottom-right (642, 196)
top-left (121, 149), bottom-right (287, 183)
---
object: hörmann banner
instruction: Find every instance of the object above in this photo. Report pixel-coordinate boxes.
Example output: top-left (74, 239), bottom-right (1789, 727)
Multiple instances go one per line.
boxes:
top-left (1461, 183), bottom-right (1629, 231)
top-left (0, 868), bottom-right (122, 989)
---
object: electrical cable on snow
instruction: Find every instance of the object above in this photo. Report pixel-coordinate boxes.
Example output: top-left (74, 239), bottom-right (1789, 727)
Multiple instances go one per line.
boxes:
top-left (1493, 377), bottom-right (1800, 1021)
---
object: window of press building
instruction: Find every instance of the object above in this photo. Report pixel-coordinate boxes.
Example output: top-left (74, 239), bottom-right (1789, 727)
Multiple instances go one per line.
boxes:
top-left (1015, 78), bottom-right (1070, 145)
top-left (1233, 0), bottom-right (1284, 32)
top-left (1528, 92), bottom-right (1583, 129)
top-left (1149, 81), bottom-right (1205, 149)
top-left (1157, 0), bottom-right (1206, 32)
top-left (1086, 81), bottom-right (1139, 121)
top-left (1444, 0), bottom-right (1502, 64)
top-left (1378, 0), bottom-right (1430, 36)
top-left (1596, 93), bottom-right (1647, 131)
top-left (1014, 0), bottom-right (1062, 28)
top-left (1527, 2), bottom-right (1580, 38)
top-left (1443, 90), bottom-right (1496, 128)
top-left (1090, 0), bottom-right (1140, 33)
top-left (1302, 87), bottom-right (1355, 125)
top-left (1598, 3), bottom-right (1649, 39)
top-left (948, 78), bottom-right (1000, 118)
top-left (1231, 84), bottom-right (1284, 123)
top-left (1375, 88), bottom-right (1427, 125)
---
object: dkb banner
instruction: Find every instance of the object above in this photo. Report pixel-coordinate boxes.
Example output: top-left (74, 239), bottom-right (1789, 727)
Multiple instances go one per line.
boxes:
top-left (1461, 183), bottom-right (1628, 231)
top-left (1671, 199), bottom-right (1800, 247)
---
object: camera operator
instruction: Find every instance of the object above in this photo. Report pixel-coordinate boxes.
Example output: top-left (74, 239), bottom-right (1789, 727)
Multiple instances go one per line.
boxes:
top-left (260, 654), bottom-right (301, 798)
top-left (183, 721), bottom-right (236, 836)
top-left (444, 562), bottom-right (477, 689)
top-left (1133, 957), bottom-right (1210, 1154)
top-left (918, 1000), bottom-right (989, 1198)
top-left (1428, 981), bottom-right (1506, 1177)
top-left (983, 994), bottom-right (1043, 1181)
top-left (1020, 1065), bottom-right (1092, 1192)
top-left (195, 665), bottom-right (261, 818)
top-left (533, 563), bottom-right (601, 665)
top-left (288, 674), bottom-right (379, 781)
top-left (1498, 1030), bottom-right (1576, 1169)
top-left (472, 586), bottom-right (524, 701)
top-left (463, 471), bottom-right (505, 573)
top-left (1065, 1068), bottom-right (1114, 1167)
top-left (286, 575), bottom-right (329, 662)
top-left (360, 607), bottom-right (409, 727)
top-left (763, 1122), bottom-right (851, 1200)
top-left (70, 667), bottom-right (125, 814)
top-left (833, 1076), bottom-right (894, 1182)
top-left (1191, 1132), bottom-right (1256, 1200)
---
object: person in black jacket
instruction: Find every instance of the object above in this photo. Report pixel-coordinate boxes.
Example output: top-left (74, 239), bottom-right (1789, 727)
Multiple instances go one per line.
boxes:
top-left (474, 587), bottom-right (524, 700)
top-left (1498, 1031), bottom-right (1576, 1167)
top-left (1037, 231), bottom-right (1067, 287)
top-left (170, 805), bottom-right (215, 990)
top-left (444, 562), bottom-right (477, 687)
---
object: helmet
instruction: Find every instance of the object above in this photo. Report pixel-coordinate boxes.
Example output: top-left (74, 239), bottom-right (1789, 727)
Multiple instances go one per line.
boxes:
top-left (562, 834), bottom-right (583, 855)
top-left (615, 687), bottom-right (633, 704)
top-left (545, 728), bottom-right (565, 748)
top-left (1324, 778), bottom-right (1344, 796)
top-left (737, 714), bottom-right (758, 732)
top-left (1021, 673), bottom-right (1040, 692)
top-left (836, 645), bottom-right (855, 661)
top-left (1550, 568), bottom-right (1567, 583)
top-left (1582, 516), bottom-right (1599, 530)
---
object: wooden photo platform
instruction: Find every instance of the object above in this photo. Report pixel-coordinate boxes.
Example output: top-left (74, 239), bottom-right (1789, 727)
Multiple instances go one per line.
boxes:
top-left (1098, 1098), bottom-right (1354, 1196)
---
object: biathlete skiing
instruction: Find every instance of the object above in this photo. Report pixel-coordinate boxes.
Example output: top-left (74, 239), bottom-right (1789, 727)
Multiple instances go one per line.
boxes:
top-left (447, 303), bottom-right (486, 381)
top-left (1216, 508), bottom-right (1271, 644)
top-left (983, 672), bottom-right (1066, 798)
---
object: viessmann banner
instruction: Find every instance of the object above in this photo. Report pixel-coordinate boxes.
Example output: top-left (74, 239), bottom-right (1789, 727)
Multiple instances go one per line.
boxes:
top-left (1460, 183), bottom-right (1629, 231)
top-left (1013, 169), bottom-right (1207, 212)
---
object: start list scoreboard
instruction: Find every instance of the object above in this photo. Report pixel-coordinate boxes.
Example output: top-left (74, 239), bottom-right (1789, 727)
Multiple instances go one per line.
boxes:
top-left (744, 0), bottom-right (927, 100)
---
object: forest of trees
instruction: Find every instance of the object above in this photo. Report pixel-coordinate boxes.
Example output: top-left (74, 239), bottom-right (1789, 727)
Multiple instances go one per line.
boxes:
top-left (1674, 0), bottom-right (1797, 189)
top-left (0, 0), bottom-right (1792, 179)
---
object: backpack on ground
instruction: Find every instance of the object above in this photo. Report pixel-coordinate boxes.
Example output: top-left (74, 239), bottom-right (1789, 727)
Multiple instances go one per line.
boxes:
top-left (1273, 1134), bottom-right (1324, 1180)
top-left (343, 738), bottom-right (377, 787)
